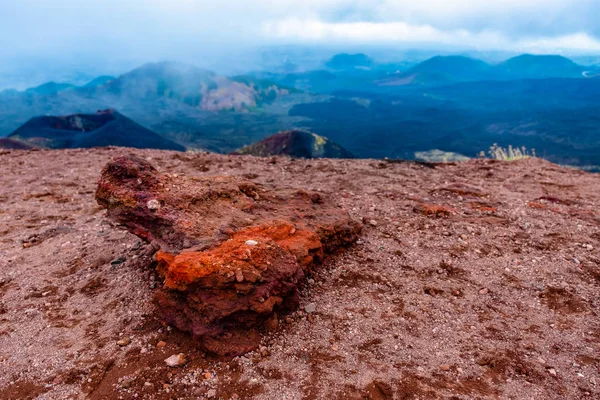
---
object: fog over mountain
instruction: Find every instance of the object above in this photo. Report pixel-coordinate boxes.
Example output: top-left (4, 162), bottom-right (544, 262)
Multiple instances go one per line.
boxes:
top-left (2, 1), bottom-right (600, 89)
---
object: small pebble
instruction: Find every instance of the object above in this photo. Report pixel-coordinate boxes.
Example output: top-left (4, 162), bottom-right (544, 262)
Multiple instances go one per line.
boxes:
top-left (111, 256), bottom-right (126, 266)
top-left (164, 353), bottom-right (187, 367)
top-left (117, 338), bottom-right (131, 346)
top-left (304, 303), bottom-right (317, 314)
top-left (439, 364), bottom-right (451, 371)
top-left (235, 269), bottom-right (244, 283)
top-left (146, 199), bottom-right (161, 211)
top-left (260, 346), bottom-right (270, 357)
top-left (245, 240), bottom-right (258, 246)
top-left (479, 288), bottom-right (489, 295)
top-left (157, 341), bottom-right (167, 348)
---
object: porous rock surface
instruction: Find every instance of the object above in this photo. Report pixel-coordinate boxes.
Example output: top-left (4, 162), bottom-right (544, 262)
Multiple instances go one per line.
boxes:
top-left (95, 155), bottom-right (360, 355)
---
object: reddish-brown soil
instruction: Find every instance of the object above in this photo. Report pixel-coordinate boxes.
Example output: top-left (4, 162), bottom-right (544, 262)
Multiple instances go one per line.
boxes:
top-left (0, 148), bottom-right (598, 399)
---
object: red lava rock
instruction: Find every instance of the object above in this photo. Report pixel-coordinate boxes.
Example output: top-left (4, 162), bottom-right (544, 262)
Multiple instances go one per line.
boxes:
top-left (528, 201), bottom-right (565, 214)
top-left (467, 201), bottom-right (498, 213)
top-left (96, 155), bottom-right (360, 356)
top-left (413, 203), bottom-right (455, 217)
top-left (528, 201), bottom-right (547, 210)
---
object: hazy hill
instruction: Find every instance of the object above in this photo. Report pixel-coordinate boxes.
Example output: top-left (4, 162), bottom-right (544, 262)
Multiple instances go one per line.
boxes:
top-left (405, 55), bottom-right (492, 82)
top-left (498, 54), bottom-right (584, 79)
top-left (8, 109), bottom-right (184, 151)
top-left (91, 62), bottom-right (289, 111)
top-left (326, 53), bottom-right (374, 70)
top-left (232, 130), bottom-right (354, 158)
top-left (25, 81), bottom-right (75, 95)
top-left (378, 54), bottom-right (588, 86)
top-left (82, 75), bottom-right (116, 88)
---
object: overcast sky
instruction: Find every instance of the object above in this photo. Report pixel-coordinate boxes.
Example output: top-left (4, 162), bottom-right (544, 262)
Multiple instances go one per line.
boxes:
top-left (2, 0), bottom-right (600, 72)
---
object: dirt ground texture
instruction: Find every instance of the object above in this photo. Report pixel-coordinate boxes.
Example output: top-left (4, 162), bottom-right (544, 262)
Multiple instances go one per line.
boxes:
top-left (0, 147), bottom-right (598, 400)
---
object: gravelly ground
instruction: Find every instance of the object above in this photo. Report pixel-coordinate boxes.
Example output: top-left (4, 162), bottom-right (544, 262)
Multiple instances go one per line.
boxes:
top-left (0, 147), bottom-right (598, 399)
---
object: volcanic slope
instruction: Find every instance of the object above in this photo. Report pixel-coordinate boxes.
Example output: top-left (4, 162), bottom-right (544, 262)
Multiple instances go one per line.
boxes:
top-left (0, 148), bottom-right (598, 399)
top-left (233, 130), bottom-right (354, 159)
top-left (8, 109), bottom-right (185, 151)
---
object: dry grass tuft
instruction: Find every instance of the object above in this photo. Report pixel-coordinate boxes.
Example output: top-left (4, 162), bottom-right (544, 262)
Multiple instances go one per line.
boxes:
top-left (480, 144), bottom-right (536, 161)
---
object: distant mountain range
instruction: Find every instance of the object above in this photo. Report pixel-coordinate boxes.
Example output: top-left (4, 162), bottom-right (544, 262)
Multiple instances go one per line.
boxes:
top-left (357, 54), bottom-right (588, 87)
top-left (2, 53), bottom-right (600, 169)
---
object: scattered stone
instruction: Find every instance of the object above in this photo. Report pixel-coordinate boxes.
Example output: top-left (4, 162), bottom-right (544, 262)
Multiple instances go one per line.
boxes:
top-left (204, 372), bottom-right (212, 380)
top-left (157, 341), bottom-right (167, 348)
top-left (369, 220), bottom-right (378, 227)
top-left (164, 353), bottom-right (187, 367)
top-left (413, 203), bottom-right (454, 217)
top-left (479, 288), bottom-right (489, 295)
top-left (116, 337), bottom-right (131, 346)
top-left (146, 199), bottom-right (161, 211)
top-left (234, 268), bottom-right (244, 283)
top-left (110, 256), bottom-right (126, 266)
top-left (548, 368), bottom-right (557, 376)
top-left (439, 364), bottom-right (451, 371)
top-left (245, 239), bottom-right (258, 246)
top-left (304, 303), bottom-right (317, 314)
top-left (260, 346), bottom-right (270, 357)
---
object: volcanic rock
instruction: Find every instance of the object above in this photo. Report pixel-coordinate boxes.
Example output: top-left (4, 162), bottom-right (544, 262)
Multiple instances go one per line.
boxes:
top-left (413, 203), bottom-right (455, 217)
top-left (96, 155), bottom-right (360, 356)
top-left (164, 353), bottom-right (187, 367)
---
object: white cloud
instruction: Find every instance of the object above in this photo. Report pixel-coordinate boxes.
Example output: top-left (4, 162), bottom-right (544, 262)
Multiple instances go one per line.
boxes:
top-left (1, 0), bottom-right (600, 60)
top-left (262, 18), bottom-right (600, 53)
